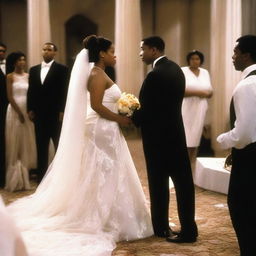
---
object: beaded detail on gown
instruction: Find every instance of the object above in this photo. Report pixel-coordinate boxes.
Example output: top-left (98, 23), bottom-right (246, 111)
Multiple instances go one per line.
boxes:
top-left (5, 73), bottom-right (37, 192)
top-left (8, 84), bottom-right (153, 255)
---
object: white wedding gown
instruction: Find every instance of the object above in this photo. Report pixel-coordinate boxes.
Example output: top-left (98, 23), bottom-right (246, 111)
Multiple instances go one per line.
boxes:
top-left (5, 73), bottom-right (37, 192)
top-left (7, 83), bottom-right (153, 256)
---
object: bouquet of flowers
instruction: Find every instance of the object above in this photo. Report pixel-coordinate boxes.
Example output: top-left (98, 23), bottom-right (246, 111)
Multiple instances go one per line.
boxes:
top-left (117, 92), bottom-right (140, 117)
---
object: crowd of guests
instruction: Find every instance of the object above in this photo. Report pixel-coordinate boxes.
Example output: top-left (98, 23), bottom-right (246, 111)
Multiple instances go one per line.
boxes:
top-left (0, 42), bottom-right (69, 191)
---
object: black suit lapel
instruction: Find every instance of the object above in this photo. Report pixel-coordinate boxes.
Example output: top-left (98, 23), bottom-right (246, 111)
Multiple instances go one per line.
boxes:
top-left (139, 79), bottom-right (147, 102)
top-left (0, 68), bottom-right (4, 77)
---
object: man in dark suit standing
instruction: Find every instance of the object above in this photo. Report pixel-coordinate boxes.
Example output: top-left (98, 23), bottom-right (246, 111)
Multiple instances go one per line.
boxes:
top-left (27, 42), bottom-right (69, 182)
top-left (217, 35), bottom-right (256, 256)
top-left (132, 36), bottom-right (197, 243)
top-left (0, 42), bottom-right (7, 187)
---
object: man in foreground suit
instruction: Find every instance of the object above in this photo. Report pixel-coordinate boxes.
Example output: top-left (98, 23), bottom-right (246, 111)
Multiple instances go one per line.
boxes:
top-left (217, 35), bottom-right (256, 256)
top-left (132, 36), bottom-right (197, 243)
top-left (27, 42), bottom-right (69, 182)
top-left (0, 42), bottom-right (7, 187)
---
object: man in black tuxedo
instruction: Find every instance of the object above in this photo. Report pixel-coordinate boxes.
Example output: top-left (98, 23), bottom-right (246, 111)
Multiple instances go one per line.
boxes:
top-left (132, 36), bottom-right (197, 243)
top-left (0, 42), bottom-right (7, 187)
top-left (217, 35), bottom-right (256, 256)
top-left (27, 42), bottom-right (69, 182)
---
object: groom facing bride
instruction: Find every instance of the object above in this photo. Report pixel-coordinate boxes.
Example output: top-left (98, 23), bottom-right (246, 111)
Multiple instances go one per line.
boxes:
top-left (132, 36), bottom-right (198, 243)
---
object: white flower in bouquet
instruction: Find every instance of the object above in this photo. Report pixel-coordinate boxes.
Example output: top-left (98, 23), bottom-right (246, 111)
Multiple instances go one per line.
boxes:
top-left (117, 92), bottom-right (140, 117)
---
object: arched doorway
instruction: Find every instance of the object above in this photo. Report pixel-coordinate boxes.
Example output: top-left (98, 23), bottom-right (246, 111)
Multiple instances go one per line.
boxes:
top-left (65, 14), bottom-right (97, 67)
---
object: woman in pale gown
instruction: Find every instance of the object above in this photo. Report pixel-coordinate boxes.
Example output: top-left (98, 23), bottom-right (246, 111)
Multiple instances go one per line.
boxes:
top-left (5, 52), bottom-right (37, 192)
top-left (7, 35), bottom-right (153, 256)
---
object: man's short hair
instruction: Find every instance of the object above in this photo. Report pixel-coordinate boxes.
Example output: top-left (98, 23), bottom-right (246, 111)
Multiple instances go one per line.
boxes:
top-left (44, 42), bottom-right (58, 51)
top-left (236, 35), bottom-right (256, 62)
top-left (142, 36), bottom-right (165, 52)
top-left (0, 42), bottom-right (7, 49)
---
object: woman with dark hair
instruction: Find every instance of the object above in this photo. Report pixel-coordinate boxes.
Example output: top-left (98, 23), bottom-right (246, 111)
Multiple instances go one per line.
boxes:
top-left (5, 51), bottom-right (36, 191)
top-left (181, 50), bottom-right (213, 171)
top-left (7, 36), bottom-right (152, 255)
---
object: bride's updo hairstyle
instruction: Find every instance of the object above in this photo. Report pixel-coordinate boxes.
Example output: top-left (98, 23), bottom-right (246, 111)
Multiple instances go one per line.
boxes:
top-left (83, 35), bottom-right (112, 62)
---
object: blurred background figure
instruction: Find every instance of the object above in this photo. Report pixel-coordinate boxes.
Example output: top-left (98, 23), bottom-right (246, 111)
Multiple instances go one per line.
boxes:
top-left (0, 42), bottom-right (8, 188)
top-left (181, 50), bottom-right (213, 172)
top-left (0, 196), bottom-right (28, 256)
top-left (5, 52), bottom-right (37, 192)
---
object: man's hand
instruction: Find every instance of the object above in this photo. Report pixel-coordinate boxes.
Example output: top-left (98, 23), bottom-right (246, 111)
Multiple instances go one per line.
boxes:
top-left (59, 112), bottom-right (64, 122)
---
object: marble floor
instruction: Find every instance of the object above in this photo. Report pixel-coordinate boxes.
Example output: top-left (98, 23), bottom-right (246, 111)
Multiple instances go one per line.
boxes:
top-left (1, 138), bottom-right (239, 256)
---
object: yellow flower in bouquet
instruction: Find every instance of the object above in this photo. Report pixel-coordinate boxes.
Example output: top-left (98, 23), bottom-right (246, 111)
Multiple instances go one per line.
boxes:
top-left (117, 92), bottom-right (140, 117)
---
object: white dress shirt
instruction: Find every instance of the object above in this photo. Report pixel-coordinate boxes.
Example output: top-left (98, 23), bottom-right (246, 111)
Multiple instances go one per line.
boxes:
top-left (0, 59), bottom-right (6, 74)
top-left (217, 64), bottom-right (256, 149)
top-left (40, 60), bottom-right (54, 84)
top-left (152, 55), bottom-right (166, 68)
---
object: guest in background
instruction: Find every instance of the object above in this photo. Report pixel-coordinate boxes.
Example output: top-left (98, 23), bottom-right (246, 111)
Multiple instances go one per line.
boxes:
top-left (181, 50), bottom-right (213, 171)
top-left (27, 42), bottom-right (69, 183)
top-left (217, 34), bottom-right (256, 256)
top-left (5, 52), bottom-right (36, 192)
top-left (0, 42), bottom-right (8, 188)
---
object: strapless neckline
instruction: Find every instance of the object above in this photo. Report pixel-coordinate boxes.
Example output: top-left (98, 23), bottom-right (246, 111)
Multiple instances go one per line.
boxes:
top-left (106, 83), bottom-right (116, 91)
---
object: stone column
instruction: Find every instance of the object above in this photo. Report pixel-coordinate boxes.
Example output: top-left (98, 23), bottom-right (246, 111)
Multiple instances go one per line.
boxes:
top-left (115, 0), bottom-right (143, 97)
top-left (27, 0), bottom-right (51, 67)
top-left (242, 0), bottom-right (256, 35)
top-left (210, 0), bottom-right (241, 155)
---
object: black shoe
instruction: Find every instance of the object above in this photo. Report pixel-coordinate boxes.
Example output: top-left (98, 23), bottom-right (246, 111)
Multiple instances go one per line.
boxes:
top-left (155, 228), bottom-right (180, 238)
top-left (166, 233), bottom-right (197, 243)
top-left (171, 230), bottom-right (180, 236)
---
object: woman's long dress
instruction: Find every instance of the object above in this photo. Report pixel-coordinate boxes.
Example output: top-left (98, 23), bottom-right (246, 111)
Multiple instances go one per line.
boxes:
top-left (181, 67), bottom-right (212, 147)
top-left (5, 73), bottom-right (37, 192)
top-left (7, 84), bottom-right (153, 256)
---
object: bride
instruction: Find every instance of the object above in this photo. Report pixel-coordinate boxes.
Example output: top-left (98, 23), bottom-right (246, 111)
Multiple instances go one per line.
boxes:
top-left (7, 35), bottom-right (153, 256)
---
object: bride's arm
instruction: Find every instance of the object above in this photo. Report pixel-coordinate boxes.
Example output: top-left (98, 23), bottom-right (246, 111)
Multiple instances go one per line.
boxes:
top-left (6, 74), bottom-right (25, 123)
top-left (88, 73), bottom-right (131, 126)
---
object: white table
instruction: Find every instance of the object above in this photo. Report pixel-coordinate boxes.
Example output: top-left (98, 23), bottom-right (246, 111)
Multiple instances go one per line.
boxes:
top-left (194, 157), bottom-right (230, 194)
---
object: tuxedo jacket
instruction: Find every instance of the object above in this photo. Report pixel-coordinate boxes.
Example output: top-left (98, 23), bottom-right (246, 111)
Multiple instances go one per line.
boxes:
top-left (0, 68), bottom-right (7, 126)
top-left (27, 61), bottom-right (69, 122)
top-left (0, 68), bottom-right (7, 185)
top-left (133, 57), bottom-right (187, 149)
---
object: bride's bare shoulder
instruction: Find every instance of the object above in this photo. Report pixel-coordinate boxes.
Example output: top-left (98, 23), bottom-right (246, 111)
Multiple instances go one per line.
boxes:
top-left (87, 68), bottom-right (108, 91)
